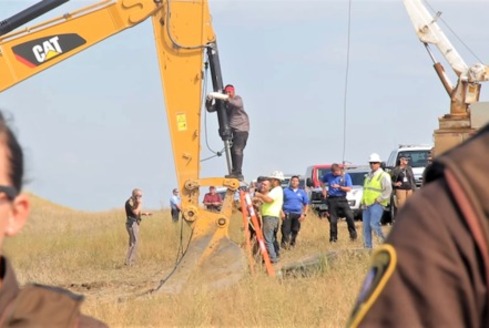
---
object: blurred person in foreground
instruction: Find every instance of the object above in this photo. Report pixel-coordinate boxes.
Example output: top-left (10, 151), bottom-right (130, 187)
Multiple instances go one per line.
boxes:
top-left (125, 188), bottom-right (152, 266)
top-left (348, 126), bottom-right (489, 327)
top-left (0, 111), bottom-right (106, 326)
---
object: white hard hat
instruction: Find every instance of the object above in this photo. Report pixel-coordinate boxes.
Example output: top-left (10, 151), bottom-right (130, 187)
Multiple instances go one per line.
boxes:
top-left (268, 170), bottom-right (285, 181)
top-left (368, 153), bottom-right (382, 163)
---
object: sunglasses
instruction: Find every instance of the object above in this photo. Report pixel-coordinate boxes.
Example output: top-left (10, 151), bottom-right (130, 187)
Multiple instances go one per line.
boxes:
top-left (0, 185), bottom-right (18, 201)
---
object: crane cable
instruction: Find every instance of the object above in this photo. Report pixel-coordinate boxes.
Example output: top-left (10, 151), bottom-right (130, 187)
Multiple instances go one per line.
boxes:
top-left (424, 0), bottom-right (483, 64)
top-left (341, 0), bottom-right (353, 165)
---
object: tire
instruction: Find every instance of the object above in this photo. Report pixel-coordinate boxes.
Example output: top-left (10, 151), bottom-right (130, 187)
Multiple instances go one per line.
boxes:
top-left (354, 210), bottom-right (363, 221)
top-left (381, 208), bottom-right (392, 225)
top-left (389, 202), bottom-right (397, 224)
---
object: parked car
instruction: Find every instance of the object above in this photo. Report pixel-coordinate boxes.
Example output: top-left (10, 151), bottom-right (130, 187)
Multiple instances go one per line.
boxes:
top-left (215, 185), bottom-right (244, 210)
top-left (305, 164), bottom-right (333, 189)
top-left (305, 164), bottom-right (334, 217)
top-left (215, 187), bottom-right (228, 200)
top-left (344, 165), bottom-right (370, 220)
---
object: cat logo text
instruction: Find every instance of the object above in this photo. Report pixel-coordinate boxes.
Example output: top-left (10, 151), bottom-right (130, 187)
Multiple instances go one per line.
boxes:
top-left (13, 34), bottom-right (86, 68)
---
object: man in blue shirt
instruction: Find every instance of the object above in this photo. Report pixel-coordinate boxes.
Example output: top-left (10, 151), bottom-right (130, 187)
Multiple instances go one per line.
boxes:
top-left (321, 163), bottom-right (357, 243)
top-left (282, 175), bottom-right (309, 249)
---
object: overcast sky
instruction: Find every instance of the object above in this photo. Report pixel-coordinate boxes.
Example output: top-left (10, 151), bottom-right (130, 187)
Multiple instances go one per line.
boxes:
top-left (1, 0), bottom-right (488, 211)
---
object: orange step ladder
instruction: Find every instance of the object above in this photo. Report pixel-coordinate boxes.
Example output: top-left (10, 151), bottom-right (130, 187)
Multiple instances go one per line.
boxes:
top-left (239, 189), bottom-right (275, 277)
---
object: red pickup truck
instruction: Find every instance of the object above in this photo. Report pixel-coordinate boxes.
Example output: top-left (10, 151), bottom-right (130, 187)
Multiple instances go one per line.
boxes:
top-left (305, 164), bottom-right (335, 217)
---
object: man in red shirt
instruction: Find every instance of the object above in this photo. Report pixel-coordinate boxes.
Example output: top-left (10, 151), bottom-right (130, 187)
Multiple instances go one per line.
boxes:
top-left (203, 186), bottom-right (223, 212)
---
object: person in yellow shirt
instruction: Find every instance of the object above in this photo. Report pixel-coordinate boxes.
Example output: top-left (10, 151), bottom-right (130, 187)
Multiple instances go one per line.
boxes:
top-left (253, 171), bottom-right (284, 263)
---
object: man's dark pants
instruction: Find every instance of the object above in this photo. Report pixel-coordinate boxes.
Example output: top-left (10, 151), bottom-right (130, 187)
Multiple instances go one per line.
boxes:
top-left (171, 208), bottom-right (180, 223)
top-left (327, 196), bottom-right (357, 241)
top-left (231, 131), bottom-right (248, 175)
top-left (281, 212), bottom-right (302, 248)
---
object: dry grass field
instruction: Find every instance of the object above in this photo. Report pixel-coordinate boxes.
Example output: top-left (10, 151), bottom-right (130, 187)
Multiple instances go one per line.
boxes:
top-left (4, 194), bottom-right (391, 327)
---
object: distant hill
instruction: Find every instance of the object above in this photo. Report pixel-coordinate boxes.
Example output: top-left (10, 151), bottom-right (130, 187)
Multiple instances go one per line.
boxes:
top-left (27, 192), bottom-right (76, 214)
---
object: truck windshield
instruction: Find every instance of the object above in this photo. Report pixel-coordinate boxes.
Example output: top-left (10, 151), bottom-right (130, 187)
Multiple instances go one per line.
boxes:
top-left (348, 172), bottom-right (368, 186)
top-left (398, 151), bottom-right (430, 168)
top-left (317, 169), bottom-right (330, 184)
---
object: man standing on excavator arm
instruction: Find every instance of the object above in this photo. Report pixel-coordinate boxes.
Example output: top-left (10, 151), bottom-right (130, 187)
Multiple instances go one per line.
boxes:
top-left (347, 125), bottom-right (489, 327)
top-left (206, 84), bottom-right (250, 181)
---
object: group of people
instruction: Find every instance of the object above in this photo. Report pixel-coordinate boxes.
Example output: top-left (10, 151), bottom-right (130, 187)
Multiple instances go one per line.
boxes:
top-left (248, 152), bottom-right (415, 263)
top-left (319, 152), bottom-right (417, 249)
top-left (252, 172), bottom-right (309, 264)
top-left (123, 146), bottom-right (420, 268)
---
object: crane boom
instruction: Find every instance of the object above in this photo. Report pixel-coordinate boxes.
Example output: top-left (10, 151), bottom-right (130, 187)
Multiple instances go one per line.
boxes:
top-left (403, 0), bottom-right (467, 76)
top-left (403, 0), bottom-right (489, 157)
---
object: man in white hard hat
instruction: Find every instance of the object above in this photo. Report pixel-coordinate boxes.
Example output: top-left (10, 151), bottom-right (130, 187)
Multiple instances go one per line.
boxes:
top-left (254, 171), bottom-right (284, 263)
top-left (360, 153), bottom-right (392, 249)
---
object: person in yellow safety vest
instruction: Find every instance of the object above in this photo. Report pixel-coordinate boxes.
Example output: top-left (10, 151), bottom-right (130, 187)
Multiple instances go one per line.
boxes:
top-left (361, 153), bottom-right (392, 249)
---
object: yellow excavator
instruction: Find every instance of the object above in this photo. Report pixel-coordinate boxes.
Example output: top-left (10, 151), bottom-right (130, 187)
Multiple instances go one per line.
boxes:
top-left (0, 0), bottom-right (246, 293)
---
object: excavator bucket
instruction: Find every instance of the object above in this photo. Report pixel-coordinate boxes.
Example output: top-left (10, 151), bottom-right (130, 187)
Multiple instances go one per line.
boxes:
top-left (154, 187), bottom-right (247, 294)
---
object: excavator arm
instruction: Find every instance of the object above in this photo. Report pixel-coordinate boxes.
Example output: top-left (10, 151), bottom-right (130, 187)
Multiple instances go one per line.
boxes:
top-left (0, 0), bottom-right (245, 293)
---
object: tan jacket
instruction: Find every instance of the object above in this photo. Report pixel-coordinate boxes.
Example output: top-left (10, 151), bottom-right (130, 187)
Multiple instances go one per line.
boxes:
top-left (0, 257), bottom-right (107, 327)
